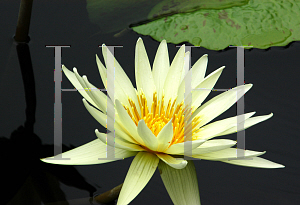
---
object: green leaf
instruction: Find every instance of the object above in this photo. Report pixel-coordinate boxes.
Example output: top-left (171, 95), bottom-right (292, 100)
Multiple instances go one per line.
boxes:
top-left (148, 0), bottom-right (249, 19)
top-left (133, 0), bottom-right (300, 50)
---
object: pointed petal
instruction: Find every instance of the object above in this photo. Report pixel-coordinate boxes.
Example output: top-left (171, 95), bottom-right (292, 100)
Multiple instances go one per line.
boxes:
top-left (96, 54), bottom-right (107, 89)
top-left (163, 45), bottom-right (185, 109)
top-left (194, 148), bottom-right (265, 160)
top-left (62, 65), bottom-right (98, 109)
top-left (95, 130), bottom-right (144, 152)
top-left (101, 45), bottom-right (141, 115)
top-left (217, 113), bottom-right (273, 137)
top-left (152, 40), bottom-right (170, 101)
top-left (41, 139), bottom-right (136, 165)
top-left (192, 139), bottom-right (236, 155)
top-left (221, 156), bottom-right (285, 168)
top-left (157, 120), bottom-right (173, 152)
top-left (193, 84), bottom-right (253, 127)
top-left (81, 75), bottom-right (108, 113)
top-left (135, 38), bottom-right (156, 108)
top-left (165, 139), bottom-right (206, 155)
top-left (82, 99), bottom-right (137, 144)
top-left (115, 99), bottom-right (145, 145)
top-left (158, 160), bottom-right (200, 205)
top-left (177, 66), bottom-right (224, 106)
top-left (191, 54), bottom-right (208, 88)
top-left (191, 66), bottom-right (225, 112)
top-left (181, 51), bottom-right (190, 83)
top-left (137, 119), bottom-right (158, 151)
top-left (156, 153), bottom-right (187, 169)
top-left (117, 152), bottom-right (159, 205)
top-left (197, 112), bottom-right (256, 140)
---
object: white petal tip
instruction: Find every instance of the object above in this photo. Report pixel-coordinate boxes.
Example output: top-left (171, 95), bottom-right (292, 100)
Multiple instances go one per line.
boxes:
top-left (73, 67), bottom-right (77, 72)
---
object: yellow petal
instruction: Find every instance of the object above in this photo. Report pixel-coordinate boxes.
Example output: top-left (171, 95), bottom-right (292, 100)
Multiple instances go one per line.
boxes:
top-left (135, 38), bottom-right (156, 109)
top-left (137, 119), bottom-right (158, 151)
top-left (95, 130), bottom-right (144, 152)
top-left (156, 153), bottom-right (187, 169)
top-left (221, 156), bottom-right (285, 168)
top-left (192, 139), bottom-right (236, 155)
top-left (177, 65), bottom-right (224, 107)
top-left (102, 45), bottom-right (141, 115)
top-left (158, 160), bottom-right (200, 205)
top-left (41, 139), bottom-right (136, 165)
top-left (115, 99), bottom-right (145, 145)
top-left (217, 113), bottom-right (273, 137)
top-left (152, 39), bottom-right (170, 101)
top-left (117, 152), bottom-right (159, 205)
top-left (81, 75), bottom-right (107, 113)
top-left (157, 120), bottom-right (173, 152)
top-left (197, 112), bottom-right (256, 140)
top-left (82, 98), bottom-right (136, 144)
top-left (194, 148), bottom-right (265, 160)
top-left (62, 65), bottom-right (98, 109)
top-left (193, 84), bottom-right (253, 127)
top-left (165, 139), bottom-right (206, 155)
top-left (163, 45), bottom-right (185, 109)
top-left (191, 54), bottom-right (208, 88)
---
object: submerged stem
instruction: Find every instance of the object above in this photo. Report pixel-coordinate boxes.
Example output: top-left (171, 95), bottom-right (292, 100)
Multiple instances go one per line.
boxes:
top-left (94, 183), bottom-right (123, 204)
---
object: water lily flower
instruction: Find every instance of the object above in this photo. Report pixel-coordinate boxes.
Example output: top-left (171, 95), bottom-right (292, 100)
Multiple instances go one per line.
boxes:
top-left (42, 38), bottom-right (284, 205)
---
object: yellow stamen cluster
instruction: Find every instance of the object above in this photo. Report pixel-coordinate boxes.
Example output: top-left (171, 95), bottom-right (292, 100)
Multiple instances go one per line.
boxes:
top-left (123, 90), bottom-right (201, 146)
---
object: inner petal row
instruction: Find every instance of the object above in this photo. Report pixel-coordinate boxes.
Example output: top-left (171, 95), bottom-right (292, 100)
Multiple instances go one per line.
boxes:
top-left (122, 90), bottom-right (202, 146)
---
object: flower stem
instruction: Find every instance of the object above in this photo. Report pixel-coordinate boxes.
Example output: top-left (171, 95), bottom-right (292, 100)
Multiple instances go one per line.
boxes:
top-left (14, 0), bottom-right (33, 43)
top-left (94, 183), bottom-right (123, 204)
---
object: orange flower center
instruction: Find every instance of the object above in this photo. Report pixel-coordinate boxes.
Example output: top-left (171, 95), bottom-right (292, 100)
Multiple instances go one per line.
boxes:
top-left (123, 90), bottom-right (201, 146)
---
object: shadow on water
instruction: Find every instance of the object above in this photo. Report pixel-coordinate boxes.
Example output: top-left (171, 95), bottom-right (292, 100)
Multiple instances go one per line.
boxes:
top-left (1, 42), bottom-right (97, 205)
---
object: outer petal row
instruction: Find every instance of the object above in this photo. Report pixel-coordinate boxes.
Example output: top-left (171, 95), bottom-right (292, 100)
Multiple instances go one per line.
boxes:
top-left (158, 160), bottom-right (200, 205)
top-left (62, 66), bottom-right (107, 113)
top-left (41, 139), bottom-right (136, 165)
top-left (95, 130), bottom-right (144, 152)
top-left (117, 152), bottom-right (159, 205)
top-left (197, 112), bottom-right (256, 140)
top-left (193, 148), bottom-right (265, 160)
top-left (193, 84), bottom-right (253, 128)
top-left (216, 113), bottom-right (274, 137)
top-left (83, 99), bottom-right (136, 144)
top-left (221, 156), bottom-right (285, 168)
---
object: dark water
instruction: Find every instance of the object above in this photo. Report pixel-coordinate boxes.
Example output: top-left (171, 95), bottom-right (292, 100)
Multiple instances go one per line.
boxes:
top-left (0, 1), bottom-right (299, 204)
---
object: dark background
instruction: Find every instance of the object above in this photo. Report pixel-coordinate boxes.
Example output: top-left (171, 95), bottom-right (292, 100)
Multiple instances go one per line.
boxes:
top-left (0, 1), bottom-right (299, 204)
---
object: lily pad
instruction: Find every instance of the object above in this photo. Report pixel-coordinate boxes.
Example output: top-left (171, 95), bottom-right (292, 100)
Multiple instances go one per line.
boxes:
top-left (133, 0), bottom-right (300, 50)
top-left (148, 0), bottom-right (249, 19)
top-left (86, 0), bottom-right (248, 34)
